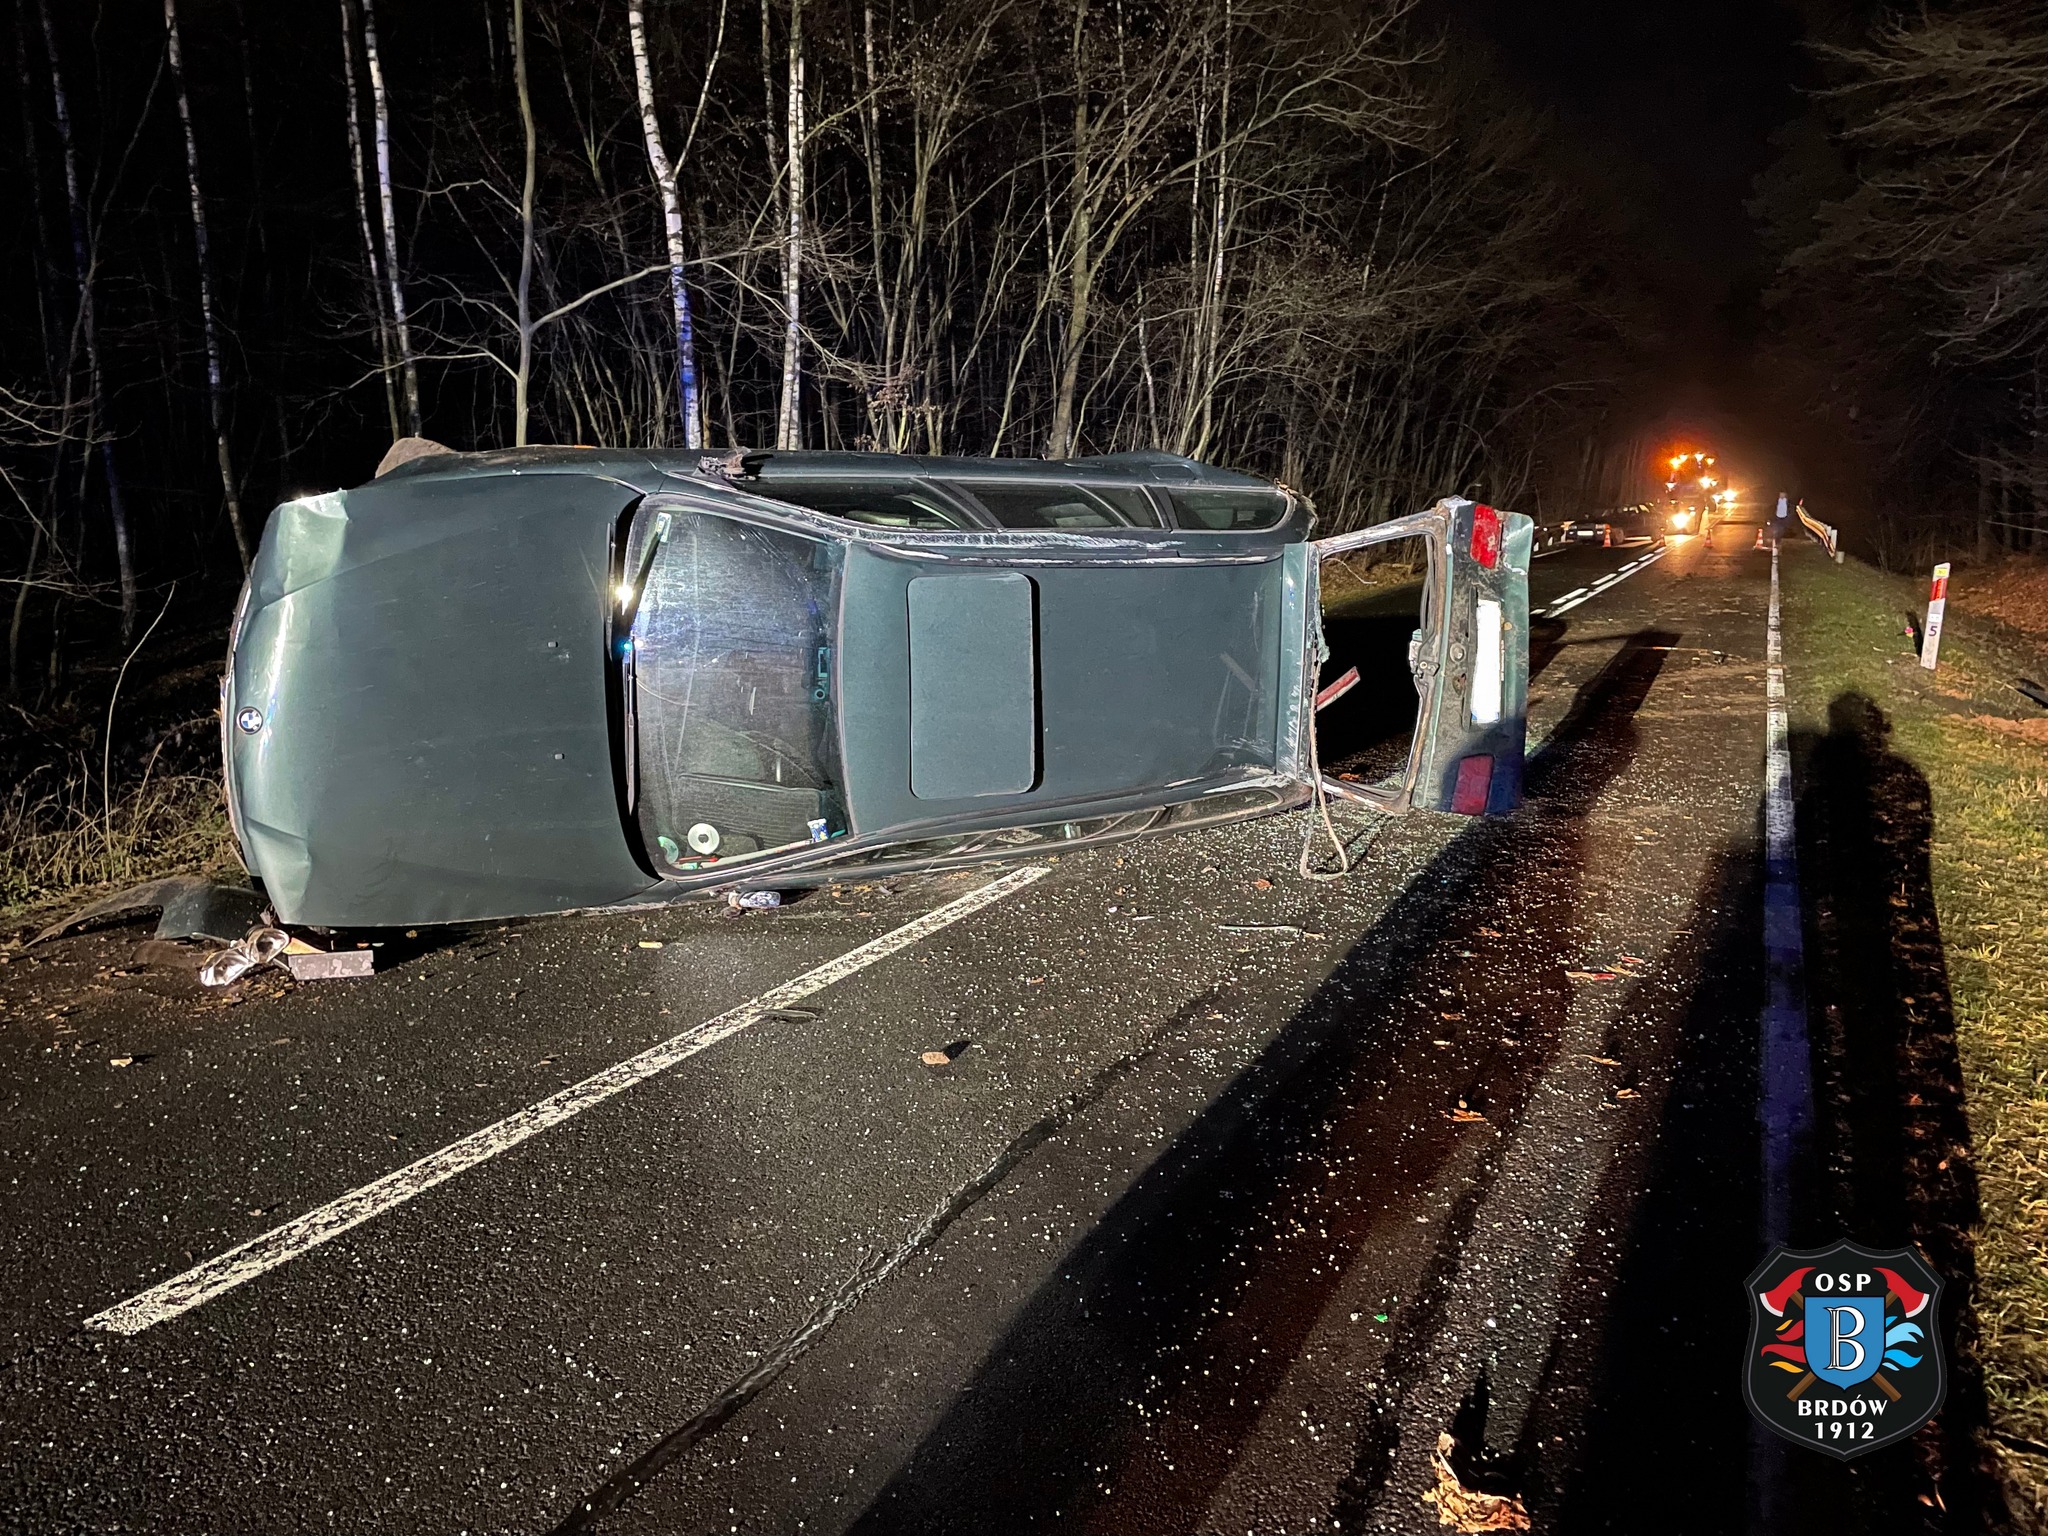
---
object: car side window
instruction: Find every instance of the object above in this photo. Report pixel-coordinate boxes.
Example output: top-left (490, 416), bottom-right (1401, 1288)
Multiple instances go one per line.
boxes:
top-left (1166, 488), bottom-right (1290, 530)
top-left (759, 479), bottom-right (974, 529)
top-left (957, 482), bottom-right (1161, 530)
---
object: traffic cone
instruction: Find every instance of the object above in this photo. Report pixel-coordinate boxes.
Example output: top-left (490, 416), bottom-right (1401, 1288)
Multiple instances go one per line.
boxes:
top-left (1602, 524), bottom-right (1612, 548)
top-left (1753, 527), bottom-right (1765, 550)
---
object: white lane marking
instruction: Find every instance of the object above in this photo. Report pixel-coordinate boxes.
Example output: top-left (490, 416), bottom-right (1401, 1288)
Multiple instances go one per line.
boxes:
top-left (1544, 545), bottom-right (1665, 617)
top-left (87, 865), bottom-right (1052, 1336)
top-left (1759, 546), bottom-right (1811, 1239)
top-left (1557, 587), bottom-right (1589, 603)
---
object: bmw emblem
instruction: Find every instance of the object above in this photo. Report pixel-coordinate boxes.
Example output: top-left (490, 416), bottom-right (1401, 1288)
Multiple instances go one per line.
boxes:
top-left (235, 706), bottom-right (265, 734)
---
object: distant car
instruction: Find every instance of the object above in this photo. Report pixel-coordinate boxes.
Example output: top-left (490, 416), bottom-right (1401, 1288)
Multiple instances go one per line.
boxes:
top-left (221, 447), bottom-right (1530, 927)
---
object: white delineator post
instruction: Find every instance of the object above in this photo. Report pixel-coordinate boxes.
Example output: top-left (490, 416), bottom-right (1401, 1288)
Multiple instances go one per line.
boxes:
top-left (1921, 562), bottom-right (1950, 671)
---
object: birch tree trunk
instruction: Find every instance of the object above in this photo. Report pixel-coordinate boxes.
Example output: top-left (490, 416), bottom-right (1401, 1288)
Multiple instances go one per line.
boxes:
top-left (628, 0), bottom-right (705, 449)
top-left (164, 0), bottom-right (252, 572)
top-left (360, 0), bottom-right (422, 436)
top-left (511, 0), bottom-right (537, 446)
top-left (1046, 81), bottom-right (1092, 461)
top-left (775, 0), bottom-right (805, 451)
top-left (339, 0), bottom-right (400, 441)
top-left (38, 0), bottom-right (136, 637)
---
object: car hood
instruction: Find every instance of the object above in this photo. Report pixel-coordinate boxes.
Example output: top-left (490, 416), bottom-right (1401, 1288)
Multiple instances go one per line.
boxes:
top-left (227, 471), bottom-right (659, 926)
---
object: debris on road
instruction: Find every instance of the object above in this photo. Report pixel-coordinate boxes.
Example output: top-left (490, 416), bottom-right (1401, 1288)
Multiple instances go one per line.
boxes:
top-left (636, 940), bottom-right (664, 949)
top-left (920, 1040), bottom-right (972, 1067)
top-left (198, 927), bottom-right (290, 988)
top-left (726, 890), bottom-right (783, 910)
top-left (130, 938), bottom-right (202, 972)
top-left (1420, 1431), bottom-right (1531, 1532)
top-left (1565, 968), bottom-right (1621, 983)
top-left (32, 875), bottom-right (268, 947)
top-left (1446, 1103), bottom-right (1488, 1124)
top-left (109, 1056), bottom-right (133, 1068)
top-left (283, 945), bottom-right (374, 981)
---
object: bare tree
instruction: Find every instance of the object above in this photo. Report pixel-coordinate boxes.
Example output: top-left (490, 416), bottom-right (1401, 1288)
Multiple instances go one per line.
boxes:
top-left (775, 0), bottom-right (806, 449)
top-left (628, 0), bottom-right (723, 449)
top-left (163, 0), bottom-right (252, 570)
top-left (339, 0), bottom-right (400, 441)
top-left (511, 0), bottom-right (539, 445)
top-left (361, 0), bottom-right (422, 435)
top-left (36, 0), bottom-right (135, 637)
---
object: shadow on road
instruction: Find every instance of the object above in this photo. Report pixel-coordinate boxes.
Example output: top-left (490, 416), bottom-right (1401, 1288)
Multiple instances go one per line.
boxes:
top-left (1535, 835), bottom-right (1766, 1532)
top-left (844, 632), bottom-right (1677, 1535)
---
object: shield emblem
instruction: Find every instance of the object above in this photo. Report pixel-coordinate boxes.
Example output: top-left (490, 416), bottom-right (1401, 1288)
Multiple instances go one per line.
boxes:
top-left (1743, 1240), bottom-right (1946, 1459)
top-left (1805, 1296), bottom-right (1884, 1389)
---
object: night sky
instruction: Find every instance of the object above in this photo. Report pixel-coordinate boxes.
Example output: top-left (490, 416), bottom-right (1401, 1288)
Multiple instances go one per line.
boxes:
top-left (1430, 0), bottom-right (1817, 483)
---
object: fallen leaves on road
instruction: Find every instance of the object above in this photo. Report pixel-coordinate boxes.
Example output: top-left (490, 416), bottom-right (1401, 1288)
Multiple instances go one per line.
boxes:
top-left (1250, 878), bottom-right (1273, 890)
top-left (109, 1056), bottom-right (132, 1068)
top-left (1579, 1054), bottom-right (1621, 1067)
top-left (1565, 968), bottom-right (1620, 983)
top-left (1421, 1432), bottom-right (1531, 1532)
top-left (921, 1040), bottom-right (972, 1068)
top-left (636, 940), bottom-right (664, 949)
top-left (1445, 1101), bottom-right (1487, 1124)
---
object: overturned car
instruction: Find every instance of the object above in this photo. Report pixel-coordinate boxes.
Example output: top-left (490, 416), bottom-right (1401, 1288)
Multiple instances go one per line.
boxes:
top-left (221, 448), bottom-right (1530, 928)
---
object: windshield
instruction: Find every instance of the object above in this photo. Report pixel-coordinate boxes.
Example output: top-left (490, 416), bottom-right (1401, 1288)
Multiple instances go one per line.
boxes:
top-left (626, 508), bottom-right (845, 874)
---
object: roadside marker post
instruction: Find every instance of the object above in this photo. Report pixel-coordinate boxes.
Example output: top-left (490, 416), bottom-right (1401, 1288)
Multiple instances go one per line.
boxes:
top-left (1921, 563), bottom-right (1950, 671)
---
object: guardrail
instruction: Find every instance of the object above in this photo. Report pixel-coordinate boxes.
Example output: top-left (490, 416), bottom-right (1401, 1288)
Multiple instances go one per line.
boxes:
top-left (1796, 504), bottom-right (1844, 561)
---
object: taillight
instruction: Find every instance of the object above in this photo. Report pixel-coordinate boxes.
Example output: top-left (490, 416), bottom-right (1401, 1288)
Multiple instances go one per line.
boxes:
top-left (1450, 754), bottom-right (1494, 815)
top-left (1470, 503), bottom-right (1501, 568)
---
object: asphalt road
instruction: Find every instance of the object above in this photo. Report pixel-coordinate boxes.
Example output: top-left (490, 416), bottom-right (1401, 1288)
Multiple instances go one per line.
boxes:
top-left (0, 523), bottom-right (1939, 1532)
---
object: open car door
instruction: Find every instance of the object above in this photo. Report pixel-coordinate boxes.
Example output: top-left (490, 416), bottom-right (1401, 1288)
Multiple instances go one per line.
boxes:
top-left (1310, 496), bottom-right (1532, 816)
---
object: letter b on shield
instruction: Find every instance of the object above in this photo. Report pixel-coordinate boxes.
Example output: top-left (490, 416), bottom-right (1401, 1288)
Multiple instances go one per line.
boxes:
top-left (1809, 1297), bottom-right (1883, 1389)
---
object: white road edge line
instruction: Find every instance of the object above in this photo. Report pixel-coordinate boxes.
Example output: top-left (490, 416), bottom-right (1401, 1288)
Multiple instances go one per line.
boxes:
top-left (86, 864), bottom-right (1053, 1337)
top-left (1545, 545), bottom-right (1666, 617)
top-left (1758, 546), bottom-right (1811, 1239)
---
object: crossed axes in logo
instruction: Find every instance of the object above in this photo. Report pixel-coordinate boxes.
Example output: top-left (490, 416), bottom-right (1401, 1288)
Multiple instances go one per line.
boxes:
top-left (1759, 1265), bottom-right (1932, 1402)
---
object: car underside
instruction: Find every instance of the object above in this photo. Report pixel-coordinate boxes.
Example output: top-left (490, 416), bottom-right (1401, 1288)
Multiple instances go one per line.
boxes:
top-left (220, 447), bottom-right (1529, 928)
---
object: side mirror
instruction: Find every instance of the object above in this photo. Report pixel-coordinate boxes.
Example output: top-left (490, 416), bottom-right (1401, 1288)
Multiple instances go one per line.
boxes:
top-left (1311, 496), bottom-right (1531, 816)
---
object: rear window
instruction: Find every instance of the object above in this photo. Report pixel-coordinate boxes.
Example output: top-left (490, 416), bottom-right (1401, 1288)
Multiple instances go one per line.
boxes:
top-left (1167, 488), bottom-right (1290, 531)
top-left (957, 482), bottom-right (1162, 530)
top-left (759, 479), bottom-right (973, 529)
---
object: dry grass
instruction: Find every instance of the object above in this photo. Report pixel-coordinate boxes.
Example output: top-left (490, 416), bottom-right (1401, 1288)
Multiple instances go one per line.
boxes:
top-left (1784, 552), bottom-right (2048, 1519)
top-left (1318, 549), bottom-right (1425, 610)
top-left (0, 761), bottom-right (242, 929)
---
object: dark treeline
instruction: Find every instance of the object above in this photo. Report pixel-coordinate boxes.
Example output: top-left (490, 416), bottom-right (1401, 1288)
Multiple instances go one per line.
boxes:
top-left (2, 0), bottom-right (1648, 696)
top-left (1755, 0), bottom-right (2048, 567)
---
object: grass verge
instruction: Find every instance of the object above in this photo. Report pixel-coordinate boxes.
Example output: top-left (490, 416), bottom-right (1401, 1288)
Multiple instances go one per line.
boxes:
top-left (0, 766), bottom-right (242, 930)
top-left (1782, 546), bottom-right (2048, 1525)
